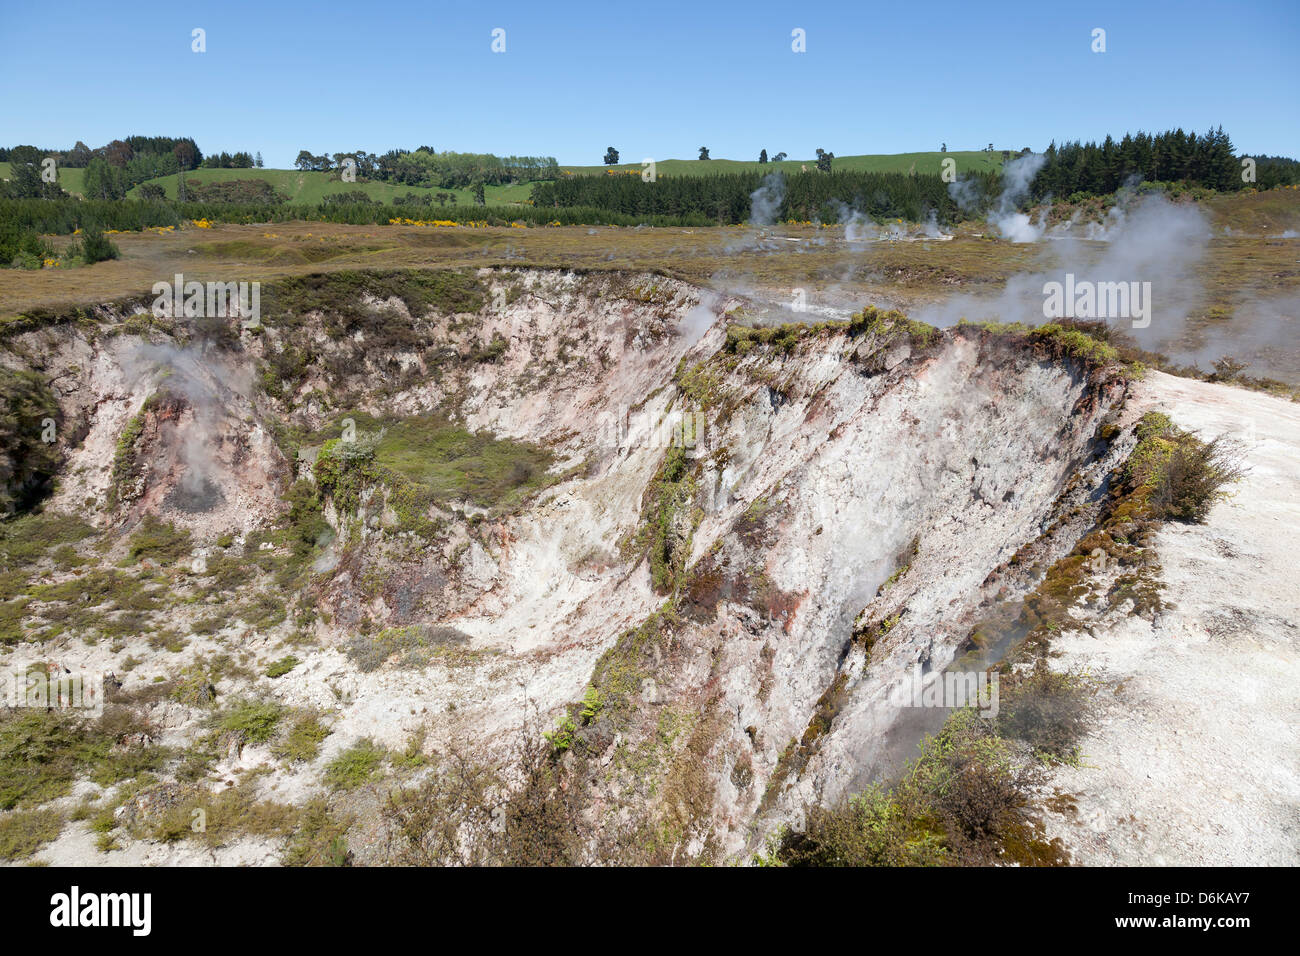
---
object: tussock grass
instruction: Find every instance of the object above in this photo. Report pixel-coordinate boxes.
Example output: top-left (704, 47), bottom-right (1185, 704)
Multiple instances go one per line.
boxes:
top-left (0, 807), bottom-right (63, 861)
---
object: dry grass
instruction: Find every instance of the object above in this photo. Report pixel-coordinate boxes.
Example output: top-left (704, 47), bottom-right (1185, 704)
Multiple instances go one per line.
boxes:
top-left (4, 186), bottom-right (1295, 329)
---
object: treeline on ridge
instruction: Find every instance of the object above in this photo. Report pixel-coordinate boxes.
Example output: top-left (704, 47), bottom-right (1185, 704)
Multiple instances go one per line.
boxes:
top-left (1032, 126), bottom-right (1299, 197)
top-left (292, 148), bottom-right (559, 189)
top-left (530, 169), bottom-right (998, 224)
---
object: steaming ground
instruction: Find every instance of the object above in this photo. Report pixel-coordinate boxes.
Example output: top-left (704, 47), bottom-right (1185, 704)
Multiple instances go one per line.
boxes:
top-left (728, 185), bottom-right (1298, 387)
top-left (4, 188), bottom-right (1299, 865)
top-left (912, 192), bottom-right (1213, 346)
top-left (1040, 371), bottom-right (1300, 866)
top-left (950, 152), bottom-right (1048, 243)
top-left (2, 269), bottom-right (1140, 865)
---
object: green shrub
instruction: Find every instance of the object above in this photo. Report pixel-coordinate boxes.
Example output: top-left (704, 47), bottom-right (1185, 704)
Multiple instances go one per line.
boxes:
top-left (141, 779), bottom-right (297, 848)
top-left (108, 407), bottom-right (147, 506)
top-left (265, 656), bottom-right (300, 678)
top-left (76, 226), bottom-right (119, 264)
top-left (128, 515), bottom-right (192, 562)
top-left (324, 738), bottom-right (386, 790)
top-left (774, 708), bottom-right (1063, 867)
top-left (1028, 323), bottom-right (1119, 365)
top-left (216, 701), bottom-right (283, 747)
top-left (776, 785), bottom-right (947, 866)
top-left (380, 754), bottom-right (499, 865)
top-left (0, 368), bottom-right (62, 515)
top-left (0, 708), bottom-right (164, 810)
top-left (1124, 412), bottom-right (1244, 523)
top-left (638, 443), bottom-right (697, 594)
top-left (1151, 435), bottom-right (1245, 523)
top-left (0, 512), bottom-right (95, 577)
top-left (995, 666), bottom-right (1091, 762)
top-left (236, 591), bottom-right (288, 630)
top-left (345, 624), bottom-right (474, 672)
top-left (273, 712), bottom-right (331, 763)
top-left (282, 799), bottom-right (352, 865)
top-left (543, 714), bottom-right (577, 753)
top-left (848, 306), bottom-right (938, 349)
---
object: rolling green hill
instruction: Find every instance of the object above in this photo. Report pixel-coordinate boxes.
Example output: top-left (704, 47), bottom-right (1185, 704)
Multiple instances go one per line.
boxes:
top-left (0, 162), bottom-right (532, 206)
top-left (560, 150), bottom-right (1006, 177)
top-left (121, 167), bottom-right (536, 206)
top-left (4, 151), bottom-right (1007, 208)
top-left (0, 162), bottom-right (87, 196)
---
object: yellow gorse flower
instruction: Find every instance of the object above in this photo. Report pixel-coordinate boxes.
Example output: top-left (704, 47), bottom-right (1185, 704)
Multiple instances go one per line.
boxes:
top-left (387, 218), bottom-right (489, 228)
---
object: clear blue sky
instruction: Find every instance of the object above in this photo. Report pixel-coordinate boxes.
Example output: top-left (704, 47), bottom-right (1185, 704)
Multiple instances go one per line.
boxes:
top-left (2, 0), bottom-right (1296, 166)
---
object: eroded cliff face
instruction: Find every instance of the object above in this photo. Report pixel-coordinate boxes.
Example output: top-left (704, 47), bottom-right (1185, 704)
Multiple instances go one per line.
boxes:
top-left (0, 268), bottom-right (1130, 864)
top-left (526, 315), bottom-right (1129, 859)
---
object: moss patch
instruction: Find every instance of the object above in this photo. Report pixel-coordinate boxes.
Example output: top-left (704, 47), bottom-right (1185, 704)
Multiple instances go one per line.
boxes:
top-left (312, 413), bottom-right (558, 537)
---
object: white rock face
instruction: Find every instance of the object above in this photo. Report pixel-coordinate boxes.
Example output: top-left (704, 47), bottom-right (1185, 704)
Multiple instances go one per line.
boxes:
top-left (619, 327), bottom-right (1126, 855)
top-left (9, 271), bottom-right (1164, 865)
top-left (1038, 372), bottom-right (1300, 866)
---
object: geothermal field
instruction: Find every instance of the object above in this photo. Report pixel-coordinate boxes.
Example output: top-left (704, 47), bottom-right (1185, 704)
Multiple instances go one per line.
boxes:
top-left (0, 8), bottom-right (1297, 929)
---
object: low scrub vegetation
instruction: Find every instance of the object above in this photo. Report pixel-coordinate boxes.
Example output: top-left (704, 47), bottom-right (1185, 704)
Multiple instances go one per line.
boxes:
top-left (632, 444), bottom-right (699, 594)
top-left (995, 665), bottom-right (1092, 764)
top-left (1123, 412), bottom-right (1245, 523)
top-left (324, 739), bottom-right (387, 790)
top-left (0, 368), bottom-right (62, 515)
top-left (849, 306), bottom-right (938, 349)
top-left (127, 515), bottom-right (192, 562)
top-left (767, 706), bottom-right (1070, 867)
top-left (381, 735), bottom-right (580, 866)
top-left (272, 712), bottom-right (331, 763)
top-left (313, 413), bottom-right (557, 537)
top-left (265, 269), bottom-right (484, 332)
top-left (725, 318), bottom-right (849, 356)
top-left (0, 707), bottom-right (167, 811)
top-left (345, 624), bottom-right (476, 672)
top-left (0, 807), bottom-right (63, 861)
